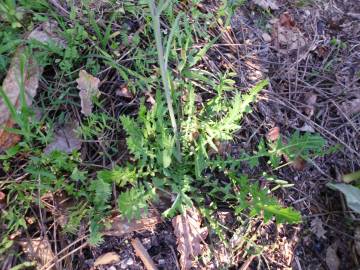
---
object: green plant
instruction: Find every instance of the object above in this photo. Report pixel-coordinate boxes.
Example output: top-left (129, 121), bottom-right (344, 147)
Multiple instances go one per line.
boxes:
top-left (0, 0), bottom-right (331, 255)
top-left (0, 0), bottom-right (24, 28)
top-left (0, 26), bottom-right (22, 73)
top-left (116, 80), bottom-right (316, 224)
top-left (59, 23), bottom-right (89, 73)
top-left (0, 54), bottom-right (53, 147)
top-left (99, 1), bottom-right (328, 236)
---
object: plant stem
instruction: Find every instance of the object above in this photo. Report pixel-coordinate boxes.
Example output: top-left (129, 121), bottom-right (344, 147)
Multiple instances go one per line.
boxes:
top-left (148, 0), bottom-right (181, 162)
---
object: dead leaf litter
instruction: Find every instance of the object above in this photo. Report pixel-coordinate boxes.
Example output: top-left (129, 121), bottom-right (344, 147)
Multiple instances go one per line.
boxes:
top-left (76, 70), bottom-right (101, 116)
top-left (172, 207), bottom-right (208, 270)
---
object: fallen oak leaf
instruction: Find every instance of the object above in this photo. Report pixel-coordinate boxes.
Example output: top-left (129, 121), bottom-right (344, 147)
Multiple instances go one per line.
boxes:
top-left (43, 122), bottom-right (81, 154)
top-left (172, 207), bottom-right (208, 270)
top-left (76, 70), bottom-right (100, 116)
top-left (272, 13), bottom-right (307, 53)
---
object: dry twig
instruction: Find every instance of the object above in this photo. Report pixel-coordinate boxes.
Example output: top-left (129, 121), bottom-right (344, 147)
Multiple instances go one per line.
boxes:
top-left (131, 238), bottom-right (158, 270)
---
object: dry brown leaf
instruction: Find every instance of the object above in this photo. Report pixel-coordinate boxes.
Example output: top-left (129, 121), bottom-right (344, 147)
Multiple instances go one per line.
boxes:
top-left (266, 126), bottom-right (280, 142)
top-left (0, 21), bottom-right (64, 152)
top-left (43, 122), bottom-right (81, 154)
top-left (103, 210), bottom-right (162, 237)
top-left (253, 0), bottom-right (279, 10)
top-left (292, 158), bottom-right (305, 170)
top-left (325, 243), bottom-right (340, 270)
top-left (279, 13), bottom-right (295, 27)
top-left (19, 237), bottom-right (56, 268)
top-left (76, 70), bottom-right (100, 116)
top-left (172, 207), bottom-right (208, 270)
top-left (304, 92), bottom-right (317, 117)
top-left (94, 252), bottom-right (121, 267)
top-left (272, 13), bottom-right (307, 53)
top-left (28, 21), bottom-right (66, 48)
top-left (310, 217), bottom-right (327, 239)
top-left (116, 84), bottom-right (133, 99)
top-left (340, 98), bottom-right (360, 116)
top-left (0, 51), bottom-right (42, 152)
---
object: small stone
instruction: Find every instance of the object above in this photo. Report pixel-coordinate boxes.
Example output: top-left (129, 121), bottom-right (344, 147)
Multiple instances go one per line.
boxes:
top-left (107, 266), bottom-right (116, 270)
top-left (262, 32), bottom-right (272, 42)
top-left (158, 259), bottom-right (165, 265)
top-left (120, 258), bottom-right (133, 269)
top-left (126, 258), bottom-right (134, 266)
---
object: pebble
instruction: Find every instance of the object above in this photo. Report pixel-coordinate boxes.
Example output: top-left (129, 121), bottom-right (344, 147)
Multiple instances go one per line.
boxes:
top-left (262, 32), bottom-right (272, 43)
top-left (126, 258), bottom-right (134, 265)
top-left (120, 258), bottom-right (134, 269)
top-left (107, 266), bottom-right (116, 270)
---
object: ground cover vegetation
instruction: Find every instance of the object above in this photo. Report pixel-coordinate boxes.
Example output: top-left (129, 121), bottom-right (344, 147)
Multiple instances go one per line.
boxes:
top-left (0, 0), bottom-right (359, 269)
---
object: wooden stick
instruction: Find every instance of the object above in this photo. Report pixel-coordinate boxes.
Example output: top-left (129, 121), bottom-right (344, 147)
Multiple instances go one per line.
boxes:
top-left (131, 238), bottom-right (158, 270)
top-left (240, 255), bottom-right (256, 270)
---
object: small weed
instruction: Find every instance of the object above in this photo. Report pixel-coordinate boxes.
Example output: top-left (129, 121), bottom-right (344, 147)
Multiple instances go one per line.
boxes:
top-left (330, 37), bottom-right (347, 50)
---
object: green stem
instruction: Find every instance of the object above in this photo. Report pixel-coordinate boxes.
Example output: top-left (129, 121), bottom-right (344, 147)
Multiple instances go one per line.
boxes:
top-left (148, 0), bottom-right (181, 162)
